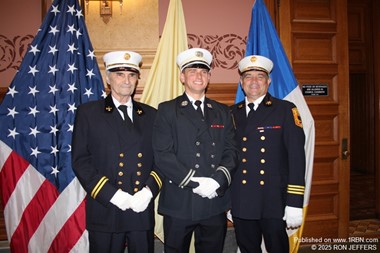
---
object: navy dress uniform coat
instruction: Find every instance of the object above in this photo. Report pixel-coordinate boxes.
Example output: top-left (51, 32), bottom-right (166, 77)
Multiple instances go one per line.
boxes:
top-left (72, 94), bottom-right (162, 233)
top-left (230, 93), bottom-right (306, 220)
top-left (152, 93), bottom-right (238, 221)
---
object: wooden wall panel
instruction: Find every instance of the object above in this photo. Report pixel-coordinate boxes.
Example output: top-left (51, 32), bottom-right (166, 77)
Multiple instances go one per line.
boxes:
top-left (284, 0), bottom-right (350, 238)
top-left (349, 47), bottom-right (367, 70)
top-left (314, 115), bottom-right (338, 142)
top-left (348, 5), bottom-right (370, 73)
top-left (348, 6), bottom-right (365, 41)
top-left (307, 194), bottom-right (338, 217)
top-left (312, 158), bottom-right (337, 181)
top-left (292, 0), bottom-right (336, 21)
top-left (293, 34), bottom-right (336, 63)
top-left (304, 220), bottom-right (338, 240)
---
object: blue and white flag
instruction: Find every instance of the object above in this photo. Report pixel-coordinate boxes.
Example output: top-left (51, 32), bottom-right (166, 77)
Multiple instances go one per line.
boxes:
top-left (0, 0), bottom-right (105, 252)
top-left (235, 0), bottom-right (315, 252)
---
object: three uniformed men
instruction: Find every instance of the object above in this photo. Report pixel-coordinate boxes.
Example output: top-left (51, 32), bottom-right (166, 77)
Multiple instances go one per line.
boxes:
top-left (72, 48), bottom-right (306, 253)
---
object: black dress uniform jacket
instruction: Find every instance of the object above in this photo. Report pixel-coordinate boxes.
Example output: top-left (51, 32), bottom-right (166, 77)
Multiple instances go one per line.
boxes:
top-left (72, 94), bottom-right (162, 232)
top-left (230, 93), bottom-right (306, 220)
top-left (153, 93), bottom-right (238, 221)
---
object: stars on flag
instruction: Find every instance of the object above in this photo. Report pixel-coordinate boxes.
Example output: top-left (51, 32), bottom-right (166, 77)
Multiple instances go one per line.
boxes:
top-left (0, 1), bottom-right (105, 251)
top-left (1, 1), bottom-right (107, 184)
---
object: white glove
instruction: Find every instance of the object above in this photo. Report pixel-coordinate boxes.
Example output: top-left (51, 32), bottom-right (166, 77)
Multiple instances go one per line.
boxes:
top-left (283, 206), bottom-right (303, 228)
top-left (130, 187), bottom-right (153, 213)
top-left (190, 177), bottom-right (220, 199)
top-left (110, 189), bottom-right (132, 211)
top-left (207, 191), bottom-right (218, 199)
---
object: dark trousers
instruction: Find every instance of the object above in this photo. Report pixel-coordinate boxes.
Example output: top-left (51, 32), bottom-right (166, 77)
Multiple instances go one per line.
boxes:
top-left (233, 217), bottom-right (289, 253)
top-left (88, 229), bottom-right (154, 253)
top-left (163, 213), bottom-right (227, 253)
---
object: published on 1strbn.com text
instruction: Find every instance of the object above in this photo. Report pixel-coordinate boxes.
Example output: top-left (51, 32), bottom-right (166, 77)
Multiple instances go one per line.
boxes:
top-left (294, 236), bottom-right (379, 252)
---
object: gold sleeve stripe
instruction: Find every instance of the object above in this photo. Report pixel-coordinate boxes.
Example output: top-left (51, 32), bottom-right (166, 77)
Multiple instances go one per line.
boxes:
top-left (150, 171), bottom-right (162, 189)
top-left (288, 184), bottom-right (305, 189)
top-left (91, 176), bottom-right (109, 199)
top-left (288, 190), bottom-right (305, 195)
top-left (287, 184), bottom-right (305, 195)
top-left (287, 188), bottom-right (305, 192)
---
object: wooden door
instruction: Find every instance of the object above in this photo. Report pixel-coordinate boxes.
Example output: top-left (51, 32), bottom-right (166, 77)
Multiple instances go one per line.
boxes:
top-left (279, 0), bottom-right (350, 239)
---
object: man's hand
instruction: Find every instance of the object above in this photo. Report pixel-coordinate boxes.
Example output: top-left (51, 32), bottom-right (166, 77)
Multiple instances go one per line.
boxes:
top-left (283, 206), bottom-right (303, 229)
top-left (130, 187), bottom-right (153, 213)
top-left (190, 177), bottom-right (220, 199)
top-left (110, 189), bottom-right (133, 211)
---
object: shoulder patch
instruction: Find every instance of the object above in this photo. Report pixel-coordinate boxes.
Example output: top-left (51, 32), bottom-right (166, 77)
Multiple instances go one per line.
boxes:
top-left (292, 107), bottom-right (303, 128)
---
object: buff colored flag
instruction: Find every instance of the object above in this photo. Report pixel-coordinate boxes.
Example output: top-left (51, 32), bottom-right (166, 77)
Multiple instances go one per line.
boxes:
top-left (234, 0), bottom-right (315, 252)
top-left (140, 0), bottom-right (188, 243)
top-left (140, 0), bottom-right (187, 109)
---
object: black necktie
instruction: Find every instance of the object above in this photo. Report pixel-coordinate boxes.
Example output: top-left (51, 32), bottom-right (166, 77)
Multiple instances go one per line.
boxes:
top-left (194, 100), bottom-right (204, 119)
top-left (118, 105), bottom-right (133, 128)
top-left (248, 102), bottom-right (255, 117)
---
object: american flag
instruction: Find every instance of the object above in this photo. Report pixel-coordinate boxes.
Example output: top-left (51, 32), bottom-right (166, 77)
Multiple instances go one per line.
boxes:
top-left (0, 0), bottom-right (105, 252)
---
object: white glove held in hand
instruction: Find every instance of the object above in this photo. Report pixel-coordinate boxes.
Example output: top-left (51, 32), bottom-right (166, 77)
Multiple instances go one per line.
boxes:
top-left (110, 189), bottom-right (132, 211)
top-left (191, 177), bottom-right (220, 199)
top-left (130, 187), bottom-right (153, 213)
top-left (283, 206), bottom-right (303, 228)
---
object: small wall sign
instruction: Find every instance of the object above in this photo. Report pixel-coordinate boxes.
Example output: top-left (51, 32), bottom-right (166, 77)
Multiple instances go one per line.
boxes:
top-left (302, 84), bottom-right (328, 96)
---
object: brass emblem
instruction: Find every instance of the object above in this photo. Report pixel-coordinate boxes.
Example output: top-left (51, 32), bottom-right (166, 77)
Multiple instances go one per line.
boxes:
top-left (206, 103), bottom-right (212, 108)
top-left (137, 109), bottom-right (143, 115)
top-left (181, 101), bottom-right (188, 107)
top-left (195, 51), bottom-right (203, 57)
top-left (265, 101), bottom-right (272, 106)
top-left (238, 104), bottom-right (244, 109)
top-left (105, 106), bottom-right (112, 112)
top-left (124, 53), bottom-right (131, 60)
top-left (250, 56), bottom-right (257, 62)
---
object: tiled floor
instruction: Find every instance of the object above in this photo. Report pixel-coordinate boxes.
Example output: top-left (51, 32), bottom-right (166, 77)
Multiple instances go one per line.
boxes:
top-left (349, 171), bottom-right (379, 238)
top-left (350, 171), bottom-right (376, 220)
top-left (349, 219), bottom-right (380, 238)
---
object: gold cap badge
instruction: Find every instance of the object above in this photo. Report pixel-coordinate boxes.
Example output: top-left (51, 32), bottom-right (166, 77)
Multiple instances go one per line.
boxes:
top-left (195, 51), bottom-right (204, 57)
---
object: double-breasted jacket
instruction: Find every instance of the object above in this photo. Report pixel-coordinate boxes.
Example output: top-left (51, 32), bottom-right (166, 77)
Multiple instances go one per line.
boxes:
top-left (152, 93), bottom-right (239, 221)
top-left (72, 94), bottom-right (162, 232)
top-left (230, 93), bottom-right (306, 220)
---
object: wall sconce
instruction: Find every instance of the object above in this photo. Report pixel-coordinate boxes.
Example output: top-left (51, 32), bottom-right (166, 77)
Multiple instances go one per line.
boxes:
top-left (85, 0), bottom-right (124, 24)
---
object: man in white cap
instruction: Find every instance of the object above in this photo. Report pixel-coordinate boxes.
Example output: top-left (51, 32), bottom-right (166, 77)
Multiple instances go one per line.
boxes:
top-left (72, 51), bottom-right (162, 253)
top-left (230, 55), bottom-right (306, 253)
top-left (152, 48), bottom-right (238, 253)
